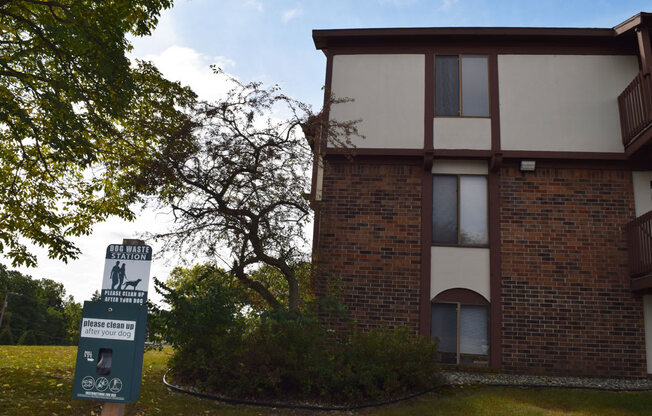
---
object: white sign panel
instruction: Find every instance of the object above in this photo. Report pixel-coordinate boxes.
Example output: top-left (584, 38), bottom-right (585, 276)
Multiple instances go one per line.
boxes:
top-left (80, 318), bottom-right (136, 341)
top-left (101, 244), bottom-right (152, 304)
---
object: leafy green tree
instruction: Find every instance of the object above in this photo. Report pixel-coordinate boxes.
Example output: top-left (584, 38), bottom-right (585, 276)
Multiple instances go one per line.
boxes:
top-left (0, 264), bottom-right (78, 344)
top-left (63, 295), bottom-right (82, 344)
top-left (0, 0), bottom-right (196, 267)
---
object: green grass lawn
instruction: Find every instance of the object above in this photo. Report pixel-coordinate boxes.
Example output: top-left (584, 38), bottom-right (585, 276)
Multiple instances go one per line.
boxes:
top-left (2, 346), bottom-right (652, 415)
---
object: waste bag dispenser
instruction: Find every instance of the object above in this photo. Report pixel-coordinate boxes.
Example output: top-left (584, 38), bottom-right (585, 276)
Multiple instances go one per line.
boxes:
top-left (72, 301), bottom-right (147, 403)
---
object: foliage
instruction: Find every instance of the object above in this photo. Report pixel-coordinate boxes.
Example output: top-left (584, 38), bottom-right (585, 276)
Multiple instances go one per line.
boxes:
top-left (138, 69), bottom-right (360, 311)
top-left (62, 296), bottom-right (82, 345)
top-left (158, 270), bottom-right (440, 404)
top-left (169, 317), bottom-right (441, 404)
top-left (0, 264), bottom-right (81, 345)
top-left (90, 290), bottom-right (101, 302)
top-left (150, 267), bottom-right (245, 358)
top-left (0, 327), bottom-right (13, 345)
top-left (0, 0), bottom-right (196, 267)
top-left (17, 330), bottom-right (37, 345)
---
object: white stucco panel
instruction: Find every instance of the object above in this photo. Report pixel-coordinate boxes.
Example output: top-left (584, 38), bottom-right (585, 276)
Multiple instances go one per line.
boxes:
top-left (433, 117), bottom-right (491, 150)
top-left (330, 54), bottom-right (425, 149)
top-left (633, 171), bottom-right (652, 216)
top-left (431, 246), bottom-right (490, 301)
top-left (499, 54), bottom-right (639, 153)
top-left (432, 159), bottom-right (488, 175)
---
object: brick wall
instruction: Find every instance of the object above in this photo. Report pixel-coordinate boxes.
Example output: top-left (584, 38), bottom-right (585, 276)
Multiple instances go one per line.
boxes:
top-left (500, 167), bottom-right (646, 377)
top-left (315, 160), bottom-right (422, 332)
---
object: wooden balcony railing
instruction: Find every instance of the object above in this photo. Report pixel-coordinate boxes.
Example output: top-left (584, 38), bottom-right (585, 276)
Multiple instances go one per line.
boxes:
top-left (618, 72), bottom-right (652, 147)
top-left (627, 210), bottom-right (652, 278)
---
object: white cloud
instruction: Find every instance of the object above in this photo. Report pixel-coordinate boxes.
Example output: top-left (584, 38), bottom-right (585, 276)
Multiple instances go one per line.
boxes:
top-left (141, 46), bottom-right (238, 102)
top-left (282, 7), bottom-right (302, 22)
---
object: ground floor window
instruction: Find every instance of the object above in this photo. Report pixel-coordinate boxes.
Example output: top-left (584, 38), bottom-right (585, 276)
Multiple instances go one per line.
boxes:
top-left (431, 302), bottom-right (489, 365)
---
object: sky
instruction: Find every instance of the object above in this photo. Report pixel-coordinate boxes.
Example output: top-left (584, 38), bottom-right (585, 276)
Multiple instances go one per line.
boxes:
top-left (13, 0), bottom-right (652, 305)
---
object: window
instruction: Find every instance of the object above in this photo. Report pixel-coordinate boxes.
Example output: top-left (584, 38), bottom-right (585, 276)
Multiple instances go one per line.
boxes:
top-left (435, 55), bottom-right (489, 117)
top-left (432, 175), bottom-right (488, 245)
top-left (431, 302), bottom-right (489, 365)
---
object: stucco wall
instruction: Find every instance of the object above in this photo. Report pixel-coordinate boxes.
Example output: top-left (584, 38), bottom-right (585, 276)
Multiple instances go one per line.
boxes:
top-left (433, 117), bottom-right (491, 150)
top-left (330, 54), bottom-right (425, 149)
top-left (499, 54), bottom-right (639, 153)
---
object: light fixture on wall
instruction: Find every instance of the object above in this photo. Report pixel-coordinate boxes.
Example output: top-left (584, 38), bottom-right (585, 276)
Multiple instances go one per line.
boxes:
top-left (520, 160), bottom-right (536, 172)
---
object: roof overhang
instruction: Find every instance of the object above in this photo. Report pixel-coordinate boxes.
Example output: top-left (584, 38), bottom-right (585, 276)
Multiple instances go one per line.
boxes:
top-left (313, 12), bottom-right (650, 53)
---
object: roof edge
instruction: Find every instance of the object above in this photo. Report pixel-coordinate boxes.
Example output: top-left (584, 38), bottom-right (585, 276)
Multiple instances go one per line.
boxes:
top-left (313, 12), bottom-right (651, 51)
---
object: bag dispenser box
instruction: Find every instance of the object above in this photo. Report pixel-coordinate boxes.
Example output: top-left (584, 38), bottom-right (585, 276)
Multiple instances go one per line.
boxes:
top-left (72, 301), bottom-right (147, 403)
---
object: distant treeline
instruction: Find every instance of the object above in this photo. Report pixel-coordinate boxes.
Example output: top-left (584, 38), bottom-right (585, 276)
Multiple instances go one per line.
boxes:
top-left (0, 265), bottom-right (86, 345)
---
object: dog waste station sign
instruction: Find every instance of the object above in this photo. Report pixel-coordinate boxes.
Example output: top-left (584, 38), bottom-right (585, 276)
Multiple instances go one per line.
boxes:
top-left (72, 243), bottom-right (152, 404)
top-left (101, 244), bottom-right (152, 304)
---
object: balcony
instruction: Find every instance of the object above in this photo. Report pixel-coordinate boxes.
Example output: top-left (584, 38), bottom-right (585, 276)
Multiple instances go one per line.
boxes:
top-left (618, 72), bottom-right (652, 158)
top-left (628, 210), bottom-right (652, 291)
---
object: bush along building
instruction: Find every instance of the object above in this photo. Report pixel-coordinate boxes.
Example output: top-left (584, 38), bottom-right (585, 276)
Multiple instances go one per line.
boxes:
top-left (310, 12), bottom-right (652, 378)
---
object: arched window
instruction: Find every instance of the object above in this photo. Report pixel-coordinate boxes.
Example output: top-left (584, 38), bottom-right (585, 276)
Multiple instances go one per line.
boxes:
top-left (431, 288), bottom-right (489, 366)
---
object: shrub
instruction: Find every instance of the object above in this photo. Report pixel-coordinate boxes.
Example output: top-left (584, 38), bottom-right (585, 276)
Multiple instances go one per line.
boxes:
top-left (0, 327), bottom-right (14, 345)
top-left (166, 309), bottom-right (441, 404)
top-left (17, 330), bottom-right (37, 345)
top-left (158, 267), bottom-right (442, 404)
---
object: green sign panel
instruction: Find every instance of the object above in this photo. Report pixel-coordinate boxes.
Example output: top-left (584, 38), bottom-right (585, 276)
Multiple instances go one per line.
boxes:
top-left (72, 301), bottom-right (147, 403)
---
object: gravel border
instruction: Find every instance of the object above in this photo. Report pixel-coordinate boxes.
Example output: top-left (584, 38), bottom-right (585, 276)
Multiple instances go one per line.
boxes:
top-left (442, 371), bottom-right (652, 391)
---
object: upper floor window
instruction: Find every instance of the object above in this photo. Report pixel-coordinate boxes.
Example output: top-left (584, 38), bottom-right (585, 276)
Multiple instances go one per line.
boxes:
top-left (435, 55), bottom-right (489, 117)
top-left (432, 174), bottom-right (488, 245)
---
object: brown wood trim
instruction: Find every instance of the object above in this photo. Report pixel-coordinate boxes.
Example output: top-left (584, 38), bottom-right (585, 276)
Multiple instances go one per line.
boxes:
top-left (500, 150), bottom-right (628, 160)
top-left (432, 243), bottom-right (490, 249)
top-left (632, 275), bottom-right (652, 292)
top-left (425, 52), bottom-right (434, 150)
top-left (322, 43), bottom-right (637, 56)
top-left (433, 288), bottom-right (490, 305)
top-left (489, 53), bottom-right (501, 153)
top-left (324, 154), bottom-right (422, 165)
top-left (420, 170), bottom-right (433, 336)
top-left (420, 52), bottom-right (434, 336)
top-left (325, 147), bottom-right (424, 156)
top-left (434, 149), bottom-right (492, 158)
top-left (488, 170), bottom-right (501, 370)
top-left (636, 26), bottom-right (652, 72)
top-left (625, 126), bottom-right (652, 158)
top-left (314, 27), bottom-right (617, 44)
top-left (501, 158), bottom-right (652, 171)
top-left (614, 13), bottom-right (652, 36)
top-left (323, 148), bottom-right (650, 168)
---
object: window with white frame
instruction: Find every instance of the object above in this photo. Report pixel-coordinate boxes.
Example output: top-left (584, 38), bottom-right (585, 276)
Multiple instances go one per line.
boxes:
top-left (435, 55), bottom-right (489, 117)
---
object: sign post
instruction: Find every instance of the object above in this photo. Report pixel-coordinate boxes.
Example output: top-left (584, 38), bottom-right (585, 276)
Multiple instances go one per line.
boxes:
top-left (72, 240), bottom-right (152, 416)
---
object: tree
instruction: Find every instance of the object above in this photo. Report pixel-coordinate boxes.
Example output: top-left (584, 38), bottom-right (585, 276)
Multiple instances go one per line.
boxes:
top-left (63, 295), bottom-right (82, 344)
top-left (0, 264), bottom-right (78, 344)
top-left (90, 290), bottom-right (101, 302)
top-left (0, 0), bottom-right (196, 267)
top-left (140, 70), bottom-right (360, 312)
